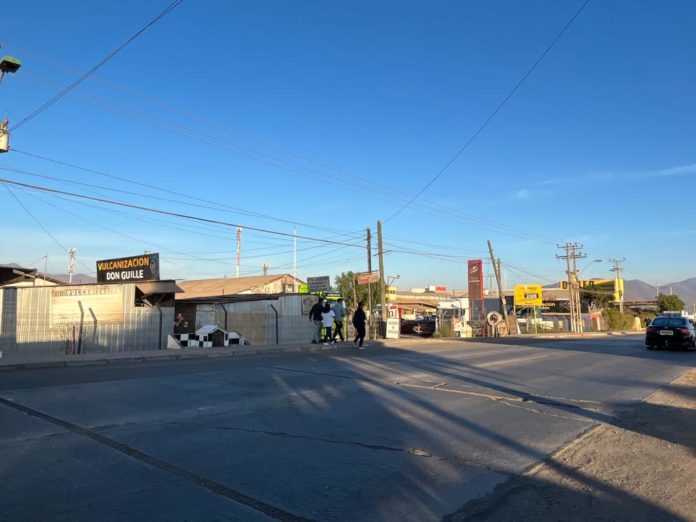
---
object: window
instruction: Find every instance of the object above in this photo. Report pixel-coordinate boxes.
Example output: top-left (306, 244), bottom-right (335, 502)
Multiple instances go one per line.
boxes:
top-left (652, 317), bottom-right (687, 327)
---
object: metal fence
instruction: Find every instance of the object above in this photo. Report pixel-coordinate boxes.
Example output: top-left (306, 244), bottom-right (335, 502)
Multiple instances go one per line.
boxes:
top-left (0, 285), bottom-right (173, 362)
top-left (190, 295), bottom-right (341, 345)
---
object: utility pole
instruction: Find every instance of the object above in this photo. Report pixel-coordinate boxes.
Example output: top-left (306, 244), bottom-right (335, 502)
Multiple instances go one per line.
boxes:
top-left (366, 227), bottom-right (373, 313)
top-left (235, 226), bottom-right (242, 278)
top-left (557, 243), bottom-right (586, 333)
top-left (377, 220), bottom-right (386, 338)
top-left (293, 227), bottom-right (297, 292)
top-left (68, 248), bottom-right (77, 284)
top-left (487, 240), bottom-right (508, 325)
top-left (609, 258), bottom-right (626, 313)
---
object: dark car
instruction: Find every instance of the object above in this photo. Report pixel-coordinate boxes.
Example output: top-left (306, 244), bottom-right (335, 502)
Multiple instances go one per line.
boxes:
top-left (645, 316), bottom-right (696, 350)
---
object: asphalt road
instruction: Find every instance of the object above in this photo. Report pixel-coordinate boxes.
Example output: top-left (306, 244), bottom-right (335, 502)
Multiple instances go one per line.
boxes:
top-left (1, 336), bottom-right (694, 521)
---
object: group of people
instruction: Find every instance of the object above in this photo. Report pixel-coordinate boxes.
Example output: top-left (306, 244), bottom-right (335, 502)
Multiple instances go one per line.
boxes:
top-left (308, 296), bottom-right (367, 349)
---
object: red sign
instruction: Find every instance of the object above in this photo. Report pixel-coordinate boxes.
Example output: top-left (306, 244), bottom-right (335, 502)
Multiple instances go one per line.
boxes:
top-left (435, 286), bottom-right (447, 292)
top-left (467, 260), bottom-right (484, 301)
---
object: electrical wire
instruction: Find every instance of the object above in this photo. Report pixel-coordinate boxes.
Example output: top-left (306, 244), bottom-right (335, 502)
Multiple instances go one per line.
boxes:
top-left (2, 183), bottom-right (94, 273)
top-left (12, 68), bottom-right (559, 242)
top-left (10, 149), bottom-right (360, 236)
top-left (11, 0), bottom-right (184, 130)
top-left (384, 0), bottom-right (592, 222)
top-left (0, 177), bottom-right (365, 249)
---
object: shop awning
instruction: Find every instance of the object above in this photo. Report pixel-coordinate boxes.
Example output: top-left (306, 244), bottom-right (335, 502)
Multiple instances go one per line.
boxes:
top-left (135, 280), bottom-right (183, 295)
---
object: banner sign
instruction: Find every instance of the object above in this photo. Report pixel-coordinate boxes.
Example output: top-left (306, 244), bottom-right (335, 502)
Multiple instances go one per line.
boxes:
top-left (51, 285), bottom-right (124, 325)
top-left (301, 295), bottom-right (318, 315)
top-left (356, 271), bottom-right (380, 285)
top-left (306, 276), bottom-right (331, 293)
top-left (514, 284), bottom-right (543, 307)
top-left (467, 260), bottom-right (484, 301)
top-left (96, 253), bottom-right (160, 283)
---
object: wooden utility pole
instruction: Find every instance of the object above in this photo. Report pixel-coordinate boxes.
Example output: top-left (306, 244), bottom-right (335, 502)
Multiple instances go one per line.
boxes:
top-left (486, 240), bottom-right (508, 324)
top-left (377, 220), bottom-right (386, 338)
top-left (366, 227), bottom-right (373, 313)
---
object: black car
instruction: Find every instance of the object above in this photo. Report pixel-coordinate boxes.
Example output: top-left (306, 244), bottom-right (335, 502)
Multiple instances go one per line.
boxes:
top-left (645, 316), bottom-right (696, 350)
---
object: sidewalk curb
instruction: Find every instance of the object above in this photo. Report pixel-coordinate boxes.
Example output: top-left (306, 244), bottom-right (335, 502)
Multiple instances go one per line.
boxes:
top-left (0, 343), bottom-right (345, 371)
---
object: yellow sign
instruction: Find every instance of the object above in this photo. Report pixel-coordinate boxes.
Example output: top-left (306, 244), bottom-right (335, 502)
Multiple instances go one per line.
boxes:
top-left (514, 284), bottom-right (543, 307)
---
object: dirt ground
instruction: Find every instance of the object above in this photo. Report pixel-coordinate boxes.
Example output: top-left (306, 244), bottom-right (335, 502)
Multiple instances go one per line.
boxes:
top-left (449, 368), bottom-right (696, 522)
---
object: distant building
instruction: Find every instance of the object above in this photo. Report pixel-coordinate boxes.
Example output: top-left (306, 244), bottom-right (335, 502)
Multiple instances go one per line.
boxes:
top-left (0, 265), bottom-right (64, 287)
top-left (177, 274), bottom-right (304, 299)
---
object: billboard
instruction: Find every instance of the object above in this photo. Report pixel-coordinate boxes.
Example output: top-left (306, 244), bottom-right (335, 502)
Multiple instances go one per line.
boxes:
top-left (467, 260), bottom-right (484, 301)
top-left (306, 276), bottom-right (331, 293)
top-left (96, 253), bottom-right (160, 283)
top-left (356, 271), bottom-right (380, 285)
top-left (51, 285), bottom-right (124, 325)
top-left (514, 284), bottom-right (544, 307)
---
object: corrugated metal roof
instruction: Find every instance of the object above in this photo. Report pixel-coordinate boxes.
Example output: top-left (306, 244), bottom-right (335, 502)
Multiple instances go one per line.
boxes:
top-left (177, 274), bottom-right (303, 299)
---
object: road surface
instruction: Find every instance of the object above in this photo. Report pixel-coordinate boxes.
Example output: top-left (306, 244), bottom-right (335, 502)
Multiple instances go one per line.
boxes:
top-left (1, 335), bottom-right (693, 521)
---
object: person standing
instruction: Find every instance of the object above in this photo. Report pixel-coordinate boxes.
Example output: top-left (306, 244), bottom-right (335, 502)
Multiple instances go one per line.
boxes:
top-left (352, 301), bottom-right (367, 349)
top-left (332, 298), bottom-right (347, 342)
top-left (308, 296), bottom-right (324, 344)
top-left (321, 301), bottom-right (335, 345)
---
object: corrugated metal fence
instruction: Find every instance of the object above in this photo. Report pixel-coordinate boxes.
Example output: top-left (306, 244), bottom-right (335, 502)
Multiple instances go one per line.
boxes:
top-left (192, 295), bottom-right (319, 345)
top-left (0, 284), bottom-right (173, 362)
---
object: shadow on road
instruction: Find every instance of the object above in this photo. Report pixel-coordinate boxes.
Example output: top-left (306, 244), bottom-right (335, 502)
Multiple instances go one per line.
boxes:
top-left (1, 337), bottom-right (693, 521)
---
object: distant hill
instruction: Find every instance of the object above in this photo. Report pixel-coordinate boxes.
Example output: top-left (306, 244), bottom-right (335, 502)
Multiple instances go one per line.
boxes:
top-left (49, 273), bottom-right (97, 284)
top-left (622, 278), bottom-right (696, 308)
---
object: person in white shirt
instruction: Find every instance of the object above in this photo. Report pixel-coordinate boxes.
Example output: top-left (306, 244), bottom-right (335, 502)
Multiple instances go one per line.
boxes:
top-left (321, 301), bottom-right (335, 345)
top-left (332, 298), bottom-right (347, 342)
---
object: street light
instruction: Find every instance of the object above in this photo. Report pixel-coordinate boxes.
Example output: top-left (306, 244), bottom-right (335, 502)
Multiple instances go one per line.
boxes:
top-left (0, 55), bottom-right (22, 82)
top-left (387, 274), bottom-right (400, 287)
top-left (579, 258), bottom-right (602, 276)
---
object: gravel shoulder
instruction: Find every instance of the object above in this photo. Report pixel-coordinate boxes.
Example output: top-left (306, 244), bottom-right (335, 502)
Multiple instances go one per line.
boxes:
top-left (448, 366), bottom-right (696, 522)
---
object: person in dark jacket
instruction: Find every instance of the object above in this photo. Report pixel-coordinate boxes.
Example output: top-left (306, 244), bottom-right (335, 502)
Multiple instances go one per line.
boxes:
top-left (308, 296), bottom-right (324, 344)
top-left (352, 301), bottom-right (367, 349)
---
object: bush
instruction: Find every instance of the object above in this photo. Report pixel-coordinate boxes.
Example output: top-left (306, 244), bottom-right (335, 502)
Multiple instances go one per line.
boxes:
top-left (602, 307), bottom-right (634, 330)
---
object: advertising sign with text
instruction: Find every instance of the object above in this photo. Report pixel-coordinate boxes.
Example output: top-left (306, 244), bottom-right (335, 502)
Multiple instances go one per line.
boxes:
top-left (51, 285), bottom-right (124, 325)
top-left (514, 284), bottom-right (544, 307)
top-left (467, 260), bottom-right (484, 301)
top-left (306, 276), bottom-right (331, 293)
top-left (96, 253), bottom-right (160, 283)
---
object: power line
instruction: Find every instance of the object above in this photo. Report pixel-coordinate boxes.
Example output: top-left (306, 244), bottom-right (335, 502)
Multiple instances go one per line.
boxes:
top-left (12, 0), bottom-right (185, 130)
top-left (384, 0), bottom-right (592, 222)
top-left (11, 70), bottom-right (557, 241)
top-left (10, 149), bottom-right (359, 236)
top-left (10, 57), bottom-right (560, 242)
top-left (2, 183), bottom-right (93, 274)
top-left (0, 177), bottom-right (365, 248)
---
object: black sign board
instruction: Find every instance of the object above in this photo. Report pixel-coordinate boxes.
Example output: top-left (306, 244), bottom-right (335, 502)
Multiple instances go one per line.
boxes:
top-left (96, 253), bottom-right (160, 283)
top-left (306, 276), bottom-right (331, 293)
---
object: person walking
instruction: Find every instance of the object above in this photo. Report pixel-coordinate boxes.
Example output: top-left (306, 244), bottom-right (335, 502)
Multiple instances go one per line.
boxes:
top-left (308, 296), bottom-right (324, 344)
top-left (352, 301), bottom-right (367, 349)
top-left (332, 298), bottom-right (347, 342)
top-left (321, 301), bottom-right (335, 345)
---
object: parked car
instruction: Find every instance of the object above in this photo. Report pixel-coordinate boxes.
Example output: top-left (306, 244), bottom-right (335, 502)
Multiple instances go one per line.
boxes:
top-left (645, 316), bottom-right (696, 350)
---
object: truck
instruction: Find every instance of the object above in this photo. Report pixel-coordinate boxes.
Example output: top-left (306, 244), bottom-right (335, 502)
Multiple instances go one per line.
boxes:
top-left (437, 297), bottom-right (473, 337)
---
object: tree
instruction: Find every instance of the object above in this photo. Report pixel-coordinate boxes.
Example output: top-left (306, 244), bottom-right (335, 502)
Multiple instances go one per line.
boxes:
top-left (657, 293), bottom-right (685, 313)
top-left (334, 272), bottom-right (381, 311)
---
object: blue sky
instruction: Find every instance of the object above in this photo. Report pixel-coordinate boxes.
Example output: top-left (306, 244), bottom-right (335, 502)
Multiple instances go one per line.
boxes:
top-left (1, 0), bottom-right (694, 290)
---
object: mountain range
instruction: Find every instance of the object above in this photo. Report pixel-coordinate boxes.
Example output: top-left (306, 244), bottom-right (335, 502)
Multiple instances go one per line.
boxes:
top-left (624, 278), bottom-right (696, 308)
